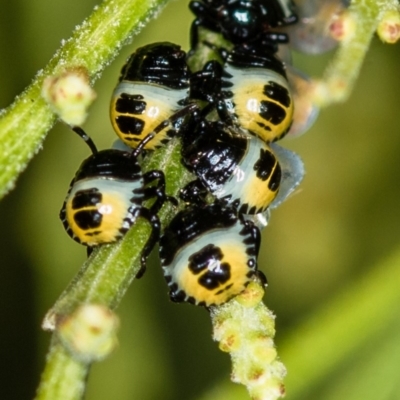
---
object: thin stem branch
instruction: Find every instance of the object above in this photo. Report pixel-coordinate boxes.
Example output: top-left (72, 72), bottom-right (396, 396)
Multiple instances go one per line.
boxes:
top-left (312, 0), bottom-right (400, 106)
top-left (0, 0), bottom-right (169, 199)
top-left (36, 340), bottom-right (88, 400)
top-left (37, 139), bottom-right (193, 399)
top-left (196, 247), bottom-right (400, 400)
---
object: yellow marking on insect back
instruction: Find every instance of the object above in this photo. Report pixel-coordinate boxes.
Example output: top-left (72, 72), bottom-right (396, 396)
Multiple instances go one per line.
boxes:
top-left (110, 98), bottom-right (176, 150)
top-left (179, 241), bottom-right (252, 306)
top-left (66, 192), bottom-right (130, 246)
top-left (110, 82), bottom-right (186, 150)
top-left (241, 168), bottom-right (280, 213)
top-left (233, 76), bottom-right (294, 142)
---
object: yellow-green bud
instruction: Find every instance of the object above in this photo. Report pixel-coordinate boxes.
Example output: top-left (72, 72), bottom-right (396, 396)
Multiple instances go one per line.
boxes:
top-left (42, 68), bottom-right (96, 125)
top-left (57, 304), bottom-right (119, 363)
top-left (377, 10), bottom-right (400, 44)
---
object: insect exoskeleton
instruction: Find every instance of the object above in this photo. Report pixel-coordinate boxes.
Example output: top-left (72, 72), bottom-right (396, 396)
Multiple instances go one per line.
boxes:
top-left (110, 42), bottom-right (197, 151)
top-left (159, 203), bottom-right (265, 307)
top-left (60, 127), bottom-right (169, 276)
top-left (189, 0), bottom-right (298, 51)
top-left (190, 43), bottom-right (294, 143)
top-left (180, 117), bottom-right (282, 215)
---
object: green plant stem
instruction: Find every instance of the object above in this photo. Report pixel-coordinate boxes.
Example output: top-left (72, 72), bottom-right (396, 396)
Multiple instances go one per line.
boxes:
top-left (43, 142), bottom-right (190, 328)
top-left (0, 0), bottom-right (169, 199)
top-left (37, 140), bottom-right (193, 399)
top-left (197, 247), bottom-right (400, 400)
top-left (210, 284), bottom-right (287, 400)
top-left (36, 339), bottom-right (88, 400)
top-left (313, 0), bottom-right (399, 106)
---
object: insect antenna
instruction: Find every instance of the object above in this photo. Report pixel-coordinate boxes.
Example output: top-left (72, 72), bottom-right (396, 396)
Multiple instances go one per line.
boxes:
top-left (132, 131), bottom-right (156, 158)
top-left (71, 126), bottom-right (99, 155)
top-left (131, 103), bottom-right (199, 158)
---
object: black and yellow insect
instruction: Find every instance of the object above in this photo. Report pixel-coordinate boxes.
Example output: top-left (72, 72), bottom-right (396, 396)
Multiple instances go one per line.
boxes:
top-left (190, 43), bottom-right (294, 143)
top-left (159, 203), bottom-right (265, 307)
top-left (60, 127), bottom-right (167, 275)
top-left (110, 42), bottom-right (196, 151)
top-left (180, 117), bottom-right (282, 215)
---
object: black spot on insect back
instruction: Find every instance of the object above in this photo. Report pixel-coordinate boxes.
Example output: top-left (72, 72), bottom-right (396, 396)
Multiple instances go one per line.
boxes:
top-left (268, 167), bottom-right (282, 191)
top-left (190, 243), bottom-right (232, 290)
top-left (115, 115), bottom-right (146, 136)
top-left (188, 244), bottom-right (225, 275)
top-left (74, 209), bottom-right (102, 230)
top-left (198, 263), bottom-right (231, 290)
top-left (115, 94), bottom-right (146, 114)
top-left (259, 100), bottom-right (288, 125)
top-left (71, 189), bottom-right (102, 209)
top-left (263, 81), bottom-right (292, 108)
top-left (254, 148), bottom-right (278, 181)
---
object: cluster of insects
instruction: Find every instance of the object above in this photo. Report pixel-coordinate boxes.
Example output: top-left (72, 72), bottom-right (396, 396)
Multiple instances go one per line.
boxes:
top-left (60, 0), bottom-right (345, 307)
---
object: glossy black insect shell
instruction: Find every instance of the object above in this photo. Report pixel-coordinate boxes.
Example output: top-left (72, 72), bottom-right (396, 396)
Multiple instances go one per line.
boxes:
top-left (73, 149), bottom-right (142, 182)
top-left (180, 117), bottom-right (282, 214)
top-left (119, 42), bottom-right (191, 89)
top-left (227, 43), bottom-right (287, 76)
top-left (189, 41), bottom-right (294, 143)
top-left (182, 120), bottom-right (248, 192)
top-left (190, 43), bottom-right (288, 105)
top-left (189, 0), bottom-right (298, 47)
top-left (160, 203), bottom-right (238, 266)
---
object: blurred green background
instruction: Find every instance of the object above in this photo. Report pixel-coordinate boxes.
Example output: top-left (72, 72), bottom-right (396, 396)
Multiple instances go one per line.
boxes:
top-left (1, 1), bottom-right (400, 399)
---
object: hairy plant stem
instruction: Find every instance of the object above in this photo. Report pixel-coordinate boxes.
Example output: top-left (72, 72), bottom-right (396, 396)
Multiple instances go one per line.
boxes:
top-left (0, 0), bottom-right (169, 199)
top-left (197, 247), bottom-right (400, 400)
top-left (37, 138), bottom-right (194, 399)
top-left (36, 340), bottom-right (88, 400)
top-left (313, 0), bottom-right (400, 106)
